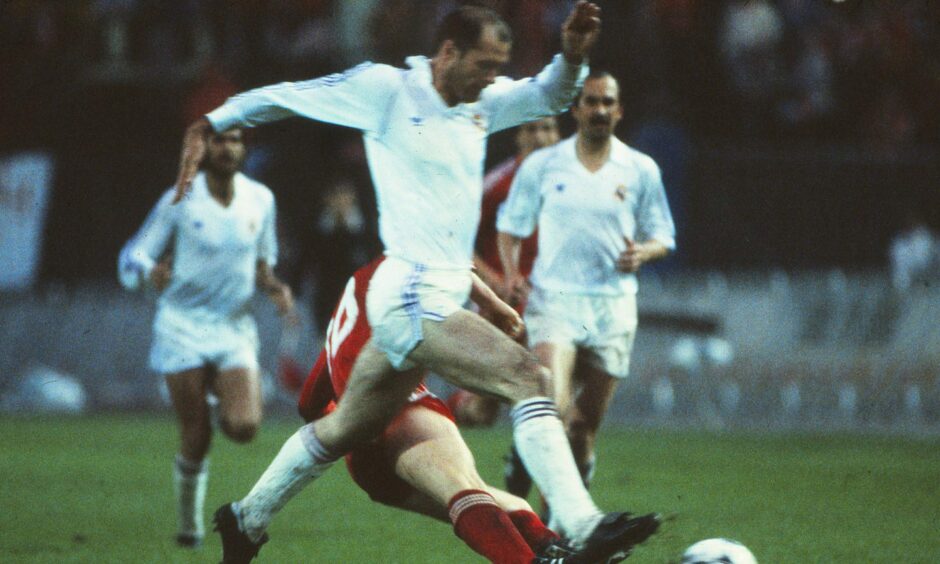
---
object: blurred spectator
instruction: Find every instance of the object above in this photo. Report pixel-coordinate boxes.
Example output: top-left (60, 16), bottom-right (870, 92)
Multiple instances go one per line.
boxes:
top-left (777, 29), bottom-right (835, 136)
top-left (862, 86), bottom-right (917, 158)
top-left (83, 0), bottom-right (212, 82)
top-left (368, 0), bottom-right (453, 65)
top-left (718, 0), bottom-right (785, 133)
top-left (303, 179), bottom-right (376, 332)
top-left (261, 0), bottom-right (336, 77)
top-left (335, 0), bottom-right (381, 66)
top-left (889, 209), bottom-right (939, 292)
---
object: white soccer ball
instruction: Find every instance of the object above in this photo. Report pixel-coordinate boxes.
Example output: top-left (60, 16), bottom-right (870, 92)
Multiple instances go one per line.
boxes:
top-left (682, 538), bottom-right (757, 564)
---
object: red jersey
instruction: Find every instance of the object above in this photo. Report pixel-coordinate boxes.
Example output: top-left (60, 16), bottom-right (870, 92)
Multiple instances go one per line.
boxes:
top-left (297, 256), bottom-right (443, 422)
top-left (296, 256), bottom-right (453, 506)
top-left (476, 157), bottom-right (538, 277)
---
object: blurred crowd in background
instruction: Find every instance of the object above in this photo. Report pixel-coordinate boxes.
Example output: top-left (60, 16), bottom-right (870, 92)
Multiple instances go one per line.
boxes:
top-left (1, 0), bottom-right (939, 285)
top-left (1, 1), bottom-right (939, 427)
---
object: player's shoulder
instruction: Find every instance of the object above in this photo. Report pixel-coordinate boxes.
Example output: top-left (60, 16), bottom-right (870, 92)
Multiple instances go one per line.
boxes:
top-left (235, 173), bottom-right (276, 208)
top-left (523, 136), bottom-right (572, 171)
top-left (353, 60), bottom-right (409, 89)
top-left (611, 137), bottom-right (660, 177)
top-left (356, 61), bottom-right (404, 83)
top-left (236, 172), bottom-right (272, 196)
top-left (613, 139), bottom-right (660, 174)
top-left (300, 61), bottom-right (403, 92)
top-left (157, 187), bottom-right (178, 206)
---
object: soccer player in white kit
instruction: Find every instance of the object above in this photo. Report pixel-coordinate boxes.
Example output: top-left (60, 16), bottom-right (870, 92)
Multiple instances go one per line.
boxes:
top-left (497, 71), bottom-right (676, 509)
top-left (118, 129), bottom-right (295, 548)
top-left (174, 5), bottom-right (660, 562)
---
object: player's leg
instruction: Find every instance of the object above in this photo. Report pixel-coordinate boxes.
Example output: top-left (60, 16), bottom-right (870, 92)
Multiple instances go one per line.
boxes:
top-left (486, 488), bottom-right (564, 556)
top-left (532, 342), bottom-right (578, 415)
top-left (447, 389), bottom-right (501, 427)
top-left (383, 405), bottom-right (537, 563)
top-left (228, 342), bottom-right (424, 546)
top-left (566, 293), bottom-right (637, 489)
top-left (415, 312), bottom-right (660, 558)
top-left (212, 366), bottom-right (263, 444)
top-left (165, 367), bottom-right (213, 547)
top-left (504, 341), bottom-right (577, 499)
top-left (409, 310), bottom-right (659, 554)
top-left (566, 360), bottom-right (619, 486)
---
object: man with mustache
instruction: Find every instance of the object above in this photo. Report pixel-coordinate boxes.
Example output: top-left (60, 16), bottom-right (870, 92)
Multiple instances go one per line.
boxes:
top-left (118, 128), bottom-right (295, 548)
top-left (497, 71), bottom-right (676, 516)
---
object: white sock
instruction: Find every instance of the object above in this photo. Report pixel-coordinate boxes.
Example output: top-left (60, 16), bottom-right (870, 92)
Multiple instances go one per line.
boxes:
top-left (510, 398), bottom-right (602, 545)
top-left (174, 455), bottom-right (208, 539)
top-left (237, 422), bottom-right (338, 542)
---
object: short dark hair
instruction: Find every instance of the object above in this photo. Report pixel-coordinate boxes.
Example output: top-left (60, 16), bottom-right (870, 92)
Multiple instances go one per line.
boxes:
top-left (433, 6), bottom-right (512, 52)
top-left (585, 69), bottom-right (616, 83)
top-left (576, 70), bottom-right (620, 104)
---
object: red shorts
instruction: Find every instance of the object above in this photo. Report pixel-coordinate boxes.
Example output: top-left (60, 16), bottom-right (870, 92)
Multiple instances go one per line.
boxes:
top-left (345, 396), bottom-right (454, 506)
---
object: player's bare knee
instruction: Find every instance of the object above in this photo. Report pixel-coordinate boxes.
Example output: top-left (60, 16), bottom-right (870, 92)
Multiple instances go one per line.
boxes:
top-left (182, 438), bottom-right (211, 461)
top-left (221, 418), bottom-right (259, 443)
top-left (504, 350), bottom-right (552, 401)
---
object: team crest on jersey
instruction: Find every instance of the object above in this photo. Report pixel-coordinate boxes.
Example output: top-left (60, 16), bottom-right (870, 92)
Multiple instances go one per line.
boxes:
top-left (410, 116), bottom-right (424, 126)
top-left (472, 113), bottom-right (486, 131)
top-left (614, 184), bottom-right (627, 201)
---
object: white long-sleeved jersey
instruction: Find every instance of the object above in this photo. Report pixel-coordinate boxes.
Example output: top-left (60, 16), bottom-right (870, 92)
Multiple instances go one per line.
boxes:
top-left (118, 172), bottom-right (277, 326)
top-left (497, 136), bottom-right (675, 296)
top-left (206, 55), bottom-right (586, 269)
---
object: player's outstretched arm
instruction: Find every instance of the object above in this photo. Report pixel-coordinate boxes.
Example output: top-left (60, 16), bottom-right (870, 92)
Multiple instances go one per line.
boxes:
top-left (470, 271), bottom-right (523, 339)
top-left (561, 1), bottom-right (602, 64)
top-left (496, 232), bottom-right (530, 308)
top-left (173, 118), bottom-right (213, 203)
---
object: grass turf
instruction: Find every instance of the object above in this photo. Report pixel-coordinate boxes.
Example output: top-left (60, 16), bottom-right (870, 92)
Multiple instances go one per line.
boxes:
top-left (0, 415), bottom-right (938, 563)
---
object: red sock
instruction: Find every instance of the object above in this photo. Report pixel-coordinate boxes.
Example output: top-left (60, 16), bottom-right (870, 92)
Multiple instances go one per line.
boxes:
top-left (508, 509), bottom-right (560, 553)
top-left (448, 490), bottom-right (535, 564)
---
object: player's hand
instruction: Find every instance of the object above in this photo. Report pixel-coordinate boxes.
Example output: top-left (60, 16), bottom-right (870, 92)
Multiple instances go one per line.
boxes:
top-left (150, 256), bottom-right (172, 291)
top-left (616, 237), bottom-right (645, 273)
top-left (561, 1), bottom-right (601, 64)
top-left (271, 283), bottom-right (300, 326)
top-left (173, 118), bottom-right (212, 204)
top-left (503, 272), bottom-right (530, 309)
top-left (480, 297), bottom-right (525, 339)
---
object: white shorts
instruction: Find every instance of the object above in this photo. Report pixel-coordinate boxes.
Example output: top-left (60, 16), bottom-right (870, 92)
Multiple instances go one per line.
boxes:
top-left (149, 308), bottom-right (259, 375)
top-left (366, 256), bottom-right (472, 370)
top-left (524, 287), bottom-right (638, 379)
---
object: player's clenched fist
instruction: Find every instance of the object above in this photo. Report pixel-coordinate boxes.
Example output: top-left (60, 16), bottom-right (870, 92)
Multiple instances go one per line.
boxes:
top-left (561, 1), bottom-right (602, 63)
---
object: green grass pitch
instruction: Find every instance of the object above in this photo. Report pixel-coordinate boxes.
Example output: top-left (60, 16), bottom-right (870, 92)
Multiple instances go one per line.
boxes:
top-left (1, 415), bottom-right (938, 563)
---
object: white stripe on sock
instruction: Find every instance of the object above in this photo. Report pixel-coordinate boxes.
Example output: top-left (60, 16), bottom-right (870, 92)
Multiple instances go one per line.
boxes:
top-left (448, 492), bottom-right (498, 524)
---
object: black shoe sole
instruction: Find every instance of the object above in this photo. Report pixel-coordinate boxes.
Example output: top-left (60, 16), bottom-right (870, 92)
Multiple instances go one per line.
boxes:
top-left (579, 513), bottom-right (661, 563)
top-left (213, 503), bottom-right (268, 564)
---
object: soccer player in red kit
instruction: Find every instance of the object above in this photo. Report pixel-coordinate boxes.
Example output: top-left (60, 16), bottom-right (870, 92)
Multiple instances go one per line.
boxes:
top-left (290, 256), bottom-right (577, 563)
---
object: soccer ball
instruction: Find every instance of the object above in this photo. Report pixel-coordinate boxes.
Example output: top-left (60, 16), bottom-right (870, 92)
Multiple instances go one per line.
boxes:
top-left (682, 538), bottom-right (757, 564)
